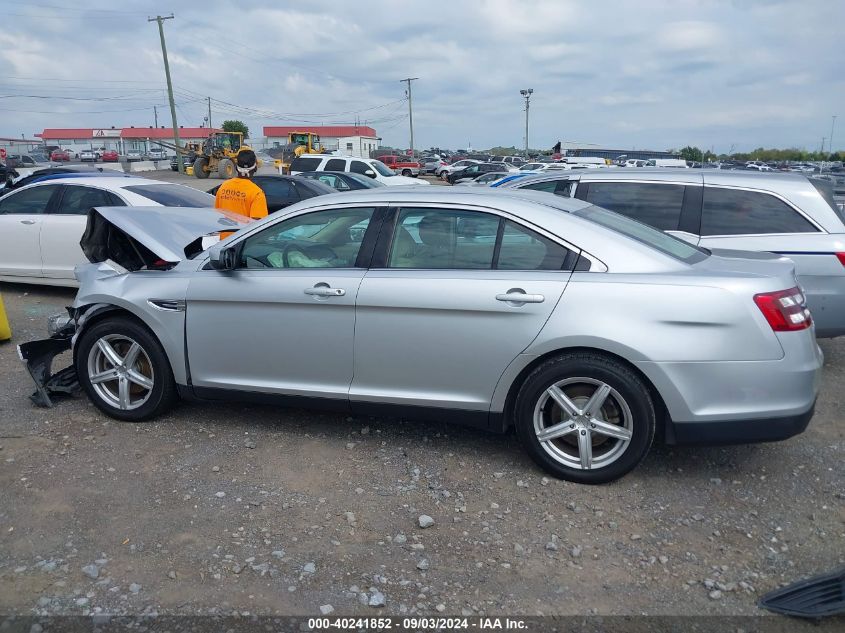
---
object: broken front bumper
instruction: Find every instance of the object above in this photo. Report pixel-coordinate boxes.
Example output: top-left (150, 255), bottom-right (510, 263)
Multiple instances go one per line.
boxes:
top-left (17, 313), bottom-right (79, 407)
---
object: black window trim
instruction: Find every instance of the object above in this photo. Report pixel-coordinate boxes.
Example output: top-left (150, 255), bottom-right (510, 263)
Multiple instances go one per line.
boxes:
top-left (700, 184), bottom-right (823, 237)
top-left (370, 203), bottom-right (594, 272)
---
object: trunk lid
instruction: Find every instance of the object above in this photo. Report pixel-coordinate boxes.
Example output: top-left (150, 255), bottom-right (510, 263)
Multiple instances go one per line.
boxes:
top-left (80, 206), bottom-right (251, 271)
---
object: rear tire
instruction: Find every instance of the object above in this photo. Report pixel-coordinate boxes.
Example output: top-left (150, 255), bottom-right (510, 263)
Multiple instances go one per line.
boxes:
top-left (75, 317), bottom-right (178, 422)
top-left (514, 352), bottom-right (655, 484)
top-left (218, 158), bottom-right (236, 179)
top-left (401, 169), bottom-right (412, 177)
top-left (193, 156), bottom-right (209, 179)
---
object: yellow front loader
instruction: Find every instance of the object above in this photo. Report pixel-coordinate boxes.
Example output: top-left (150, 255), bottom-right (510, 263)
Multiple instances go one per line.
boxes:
top-left (191, 132), bottom-right (252, 179)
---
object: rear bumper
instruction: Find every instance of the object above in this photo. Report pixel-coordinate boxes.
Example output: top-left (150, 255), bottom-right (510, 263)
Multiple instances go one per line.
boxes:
top-left (635, 332), bottom-right (823, 427)
top-left (665, 401), bottom-right (815, 445)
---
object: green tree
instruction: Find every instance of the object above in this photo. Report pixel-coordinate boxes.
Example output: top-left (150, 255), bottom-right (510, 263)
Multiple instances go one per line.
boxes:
top-left (678, 146), bottom-right (703, 162)
top-left (221, 120), bottom-right (249, 139)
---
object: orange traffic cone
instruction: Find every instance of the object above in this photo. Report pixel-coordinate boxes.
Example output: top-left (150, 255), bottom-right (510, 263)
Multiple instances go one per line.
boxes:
top-left (0, 293), bottom-right (11, 341)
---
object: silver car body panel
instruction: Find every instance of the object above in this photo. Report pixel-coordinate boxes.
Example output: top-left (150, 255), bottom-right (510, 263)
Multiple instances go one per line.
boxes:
top-left (63, 188), bottom-right (820, 436)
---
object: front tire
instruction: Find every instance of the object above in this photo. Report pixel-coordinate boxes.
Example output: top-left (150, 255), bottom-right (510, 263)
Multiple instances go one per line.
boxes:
top-left (193, 156), bottom-right (209, 178)
top-left (218, 158), bottom-right (236, 179)
top-left (514, 352), bottom-right (655, 484)
top-left (401, 169), bottom-right (412, 177)
top-left (76, 317), bottom-right (178, 422)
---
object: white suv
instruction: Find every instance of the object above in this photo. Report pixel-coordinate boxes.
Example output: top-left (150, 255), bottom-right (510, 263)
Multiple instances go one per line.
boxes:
top-left (288, 154), bottom-right (428, 186)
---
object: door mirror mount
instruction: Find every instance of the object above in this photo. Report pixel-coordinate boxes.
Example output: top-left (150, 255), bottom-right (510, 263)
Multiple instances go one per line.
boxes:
top-left (208, 244), bottom-right (238, 270)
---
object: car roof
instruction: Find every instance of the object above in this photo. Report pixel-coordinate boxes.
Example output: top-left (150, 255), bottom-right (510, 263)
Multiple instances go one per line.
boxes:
top-left (14, 176), bottom-right (183, 190)
top-left (503, 167), bottom-right (813, 187)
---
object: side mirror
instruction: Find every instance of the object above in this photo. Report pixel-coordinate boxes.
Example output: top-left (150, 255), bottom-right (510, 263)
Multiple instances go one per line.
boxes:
top-left (208, 245), bottom-right (238, 270)
top-left (364, 170), bottom-right (376, 178)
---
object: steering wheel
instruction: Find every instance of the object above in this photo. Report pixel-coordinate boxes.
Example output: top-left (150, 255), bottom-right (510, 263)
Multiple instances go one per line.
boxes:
top-left (282, 242), bottom-right (338, 267)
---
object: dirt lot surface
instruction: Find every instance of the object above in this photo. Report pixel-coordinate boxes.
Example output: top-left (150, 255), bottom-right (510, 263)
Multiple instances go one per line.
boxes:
top-left (0, 166), bottom-right (842, 627)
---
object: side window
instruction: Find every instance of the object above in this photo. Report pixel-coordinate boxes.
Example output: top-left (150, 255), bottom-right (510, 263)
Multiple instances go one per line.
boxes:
top-left (317, 174), bottom-right (349, 191)
top-left (290, 156), bottom-right (323, 172)
top-left (240, 207), bottom-right (375, 269)
top-left (350, 161), bottom-right (370, 175)
top-left (521, 180), bottom-right (559, 193)
top-left (497, 221), bottom-right (571, 270)
top-left (701, 187), bottom-right (818, 236)
top-left (55, 186), bottom-right (117, 215)
top-left (389, 208), bottom-right (499, 269)
top-left (0, 185), bottom-right (59, 215)
top-left (325, 158), bottom-right (347, 171)
top-left (584, 182), bottom-right (684, 231)
top-left (259, 178), bottom-right (297, 201)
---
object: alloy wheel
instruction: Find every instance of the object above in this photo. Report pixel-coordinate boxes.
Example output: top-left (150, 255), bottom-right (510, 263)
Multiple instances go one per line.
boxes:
top-left (532, 377), bottom-right (633, 470)
top-left (87, 334), bottom-right (155, 411)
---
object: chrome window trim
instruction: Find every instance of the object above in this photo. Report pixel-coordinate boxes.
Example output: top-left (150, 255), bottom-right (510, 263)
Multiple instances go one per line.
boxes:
top-left (378, 201), bottom-right (608, 273)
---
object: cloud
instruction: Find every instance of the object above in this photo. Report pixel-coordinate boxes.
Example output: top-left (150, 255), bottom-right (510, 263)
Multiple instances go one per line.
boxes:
top-left (0, 0), bottom-right (843, 154)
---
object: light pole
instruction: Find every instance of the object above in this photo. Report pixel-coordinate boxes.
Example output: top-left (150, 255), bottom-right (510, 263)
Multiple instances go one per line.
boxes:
top-left (520, 89), bottom-right (533, 157)
top-left (830, 115), bottom-right (837, 157)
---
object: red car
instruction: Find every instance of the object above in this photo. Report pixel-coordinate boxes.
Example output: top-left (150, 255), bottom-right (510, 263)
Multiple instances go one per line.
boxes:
top-left (50, 149), bottom-right (70, 162)
top-left (101, 150), bottom-right (119, 162)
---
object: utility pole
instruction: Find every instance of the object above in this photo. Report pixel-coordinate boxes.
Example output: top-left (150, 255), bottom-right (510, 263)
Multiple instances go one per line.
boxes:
top-left (400, 78), bottom-right (417, 156)
top-left (153, 105), bottom-right (158, 128)
top-left (830, 115), bottom-right (837, 157)
top-left (821, 137), bottom-right (826, 155)
top-left (520, 89), bottom-right (533, 157)
top-left (148, 14), bottom-right (183, 173)
top-left (207, 97), bottom-right (213, 130)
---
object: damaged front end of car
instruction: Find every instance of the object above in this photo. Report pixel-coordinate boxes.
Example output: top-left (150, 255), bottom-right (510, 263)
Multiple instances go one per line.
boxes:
top-left (18, 309), bottom-right (80, 407)
top-left (19, 205), bottom-right (251, 408)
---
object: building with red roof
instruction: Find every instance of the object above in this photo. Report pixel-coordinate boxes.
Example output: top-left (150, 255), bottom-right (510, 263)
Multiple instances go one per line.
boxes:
top-left (35, 126), bottom-right (223, 156)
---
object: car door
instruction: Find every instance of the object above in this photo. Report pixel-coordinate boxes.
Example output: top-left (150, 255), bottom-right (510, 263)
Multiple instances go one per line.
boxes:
top-left (184, 204), bottom-right (386, 403)
top-left (0, 184), bottom-right (61, 278)
top-left (40, 185), bottom-right (126, 280)
top-left (350, 205), bottom-right (576, 416)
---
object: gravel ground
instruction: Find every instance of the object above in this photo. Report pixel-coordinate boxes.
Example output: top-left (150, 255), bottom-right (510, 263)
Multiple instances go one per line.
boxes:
top-left (0, 277), bottom-right (842, 626)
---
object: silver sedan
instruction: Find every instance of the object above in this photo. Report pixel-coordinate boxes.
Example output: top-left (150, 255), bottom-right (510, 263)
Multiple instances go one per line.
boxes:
top-left (20, 188), bottom-right (822, 483)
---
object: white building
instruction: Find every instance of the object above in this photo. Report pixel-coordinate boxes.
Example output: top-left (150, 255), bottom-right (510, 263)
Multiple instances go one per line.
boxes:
top-left (35, 126), bottom-right (223, 156)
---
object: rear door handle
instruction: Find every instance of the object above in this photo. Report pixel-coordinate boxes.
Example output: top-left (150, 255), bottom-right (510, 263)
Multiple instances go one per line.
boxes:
top-left (304, 286), bottom-right (345, 297)
top-left (496, 292), bottom-right (545, 304)
top-left (20, 219), bottom-right (37, 225)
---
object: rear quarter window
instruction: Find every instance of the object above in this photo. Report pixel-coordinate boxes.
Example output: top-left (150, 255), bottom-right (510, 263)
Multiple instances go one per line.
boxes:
top-left (809, 178), bottom-right (845, 225)
top-left (701, 187), bottom-right (818, 236)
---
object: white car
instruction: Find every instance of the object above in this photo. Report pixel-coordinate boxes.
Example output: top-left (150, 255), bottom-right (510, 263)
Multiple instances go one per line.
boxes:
top-left (288, 154), bottom-right (429, 186)
top-left (126, 149), bottom-right (144, 162)
top-left (436, 159), bottom-right (482, 178)
top-left (0, 176), bottom-right (215, 286)
top-left (79, 150), bottom-right (97, 162)
top-left (148, 148), bottom-right (167, 160)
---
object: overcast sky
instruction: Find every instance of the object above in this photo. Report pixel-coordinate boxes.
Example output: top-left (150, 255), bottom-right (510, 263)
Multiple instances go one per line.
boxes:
top-left (1, 0), bottom-right (842, 153)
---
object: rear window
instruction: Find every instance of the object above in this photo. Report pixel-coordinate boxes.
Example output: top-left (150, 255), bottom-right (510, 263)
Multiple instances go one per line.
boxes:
top-left (809, 178), bottom-right (845, 224)
top-left (290, 157), bottom-right (323, 172)
top-left (583, 182), bottom-right (685, 231)
top-left (574, 205), bottom-right (707, 263)
top-left (122, 184), bottom-right (215, 207)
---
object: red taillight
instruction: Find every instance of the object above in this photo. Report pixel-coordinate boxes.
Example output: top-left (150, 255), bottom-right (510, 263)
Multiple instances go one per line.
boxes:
top-left (836, 253), bottom-right (845, 267)
top-left (753, 287), bottom-right (812, 332)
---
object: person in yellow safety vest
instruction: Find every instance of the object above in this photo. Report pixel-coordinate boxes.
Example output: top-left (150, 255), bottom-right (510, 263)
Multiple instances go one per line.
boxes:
top-left (214, 150), bottom-right (268, 220)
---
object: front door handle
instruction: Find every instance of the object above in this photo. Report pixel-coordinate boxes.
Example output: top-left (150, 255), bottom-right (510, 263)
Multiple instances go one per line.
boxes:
top-left (496, 291), bottom-right (545, 304)
top-left (304, 286), bottom-right (345, 297)
top-left (19, 219), bottom-right (37, 225)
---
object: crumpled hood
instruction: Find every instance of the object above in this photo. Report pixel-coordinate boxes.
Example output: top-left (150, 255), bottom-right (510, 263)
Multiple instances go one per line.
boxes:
top-left (80, 206), bottom-right (251, 270)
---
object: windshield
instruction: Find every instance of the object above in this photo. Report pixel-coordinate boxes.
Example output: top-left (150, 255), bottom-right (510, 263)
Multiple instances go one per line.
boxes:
top-left (123, 184), bottom-right (215, 207)
top-left (346, 173), bottom-right (386, 188)
top-left (372, 161), bottom-right (394, 177)
top-left (573, 205), bottom-right (707, 263)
